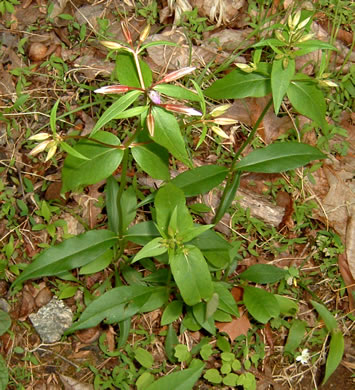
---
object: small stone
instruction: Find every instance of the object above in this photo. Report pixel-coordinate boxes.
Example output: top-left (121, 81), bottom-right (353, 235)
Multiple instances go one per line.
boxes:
top-left (29, 297), bottom-right (73, 343)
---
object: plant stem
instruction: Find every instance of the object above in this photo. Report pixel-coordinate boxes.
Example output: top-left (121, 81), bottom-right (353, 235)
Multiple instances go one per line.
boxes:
top-left (213, 98), bottom-right (273, 224)
top-left (133, 51), bottom-right (145, 90)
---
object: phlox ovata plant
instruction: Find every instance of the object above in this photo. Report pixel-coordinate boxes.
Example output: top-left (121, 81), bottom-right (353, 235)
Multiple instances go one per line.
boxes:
top-left (14, 15), bottom-right (343, 386)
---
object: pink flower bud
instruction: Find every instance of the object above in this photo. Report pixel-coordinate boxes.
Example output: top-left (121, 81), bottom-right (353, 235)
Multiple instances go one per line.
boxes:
top-left (161, 104), bottom-right (202, 116)
top-left (148, 90), bottom-right (161, 104)
top-left (121, 21), bottom-right (132, 45)
top-left (146, 112), bottom-right (155, 137)
top-left (94, 85), bottom-right (140, 94)
top-left (157, 67), bottom-right (196, 84)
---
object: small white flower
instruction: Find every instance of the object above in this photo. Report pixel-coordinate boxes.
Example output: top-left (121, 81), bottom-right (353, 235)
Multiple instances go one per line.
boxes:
top-left (296, 349), bottom-right (310, 365)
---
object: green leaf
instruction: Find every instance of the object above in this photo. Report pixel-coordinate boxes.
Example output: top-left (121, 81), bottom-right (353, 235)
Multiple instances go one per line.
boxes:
top-left (0, 355), bottom-right (8, 390)
top-left (271, 59), bottom-right (295, 114)
top-left (243, 286), bottom-right (280, 323)
top-left (178, 224), bottom-right (214, 243)
top-left (111, 105), bottom-right (148, 119)
top-left (79, 249), bottom-right (113, 275)
top-left (91, 90), bottom-right (142, 136)
top-left (155, 183), bottom-right (193, 236)
top-left (204, 69), bottom-right (271, 100)
top-left (146, 360), bottom-right (205, 390)
top-left (235, 142), bottom-right (326, 173)
top-left (138, 165), bottom-right (228, 207)
top-left (12, 230), bottom-right (116, 287)
top-left (213, 171), bottom-right (241, 224)
top-left (165, 324), bottom-right (179, 363)
top-left (274, 295), bottom-right (298, 316)
top-left (311, 300), bottom-right (338, 332)
top-left (170, 246), bottom-right (213, 306)
top-left (105, 176), bottom-right (119, 234)
top-left (239, 264), bottom-right (287, 283)
top-left (50, 99), bottom-right (60, 134)
top-left (213, 283), bottom-right (239, 317)
top-left (193, 302), bottom-right (216, 335)
top-left (204, 369), bottom-right (222, 384)
top-left (132, 237), bottom-right (167, 263)
top-left (62, 131), bottom-right (124, 193)
top-left (121, 186), bottom-right (137, 231)
top-left (67, 285), bottom-right (163, 332)
top-left (287, 79), bottom-right (327, 128)
top-left (172, 165), bottom-right (228, 197)
top-left (322, 330), bottom-right (344, 385)
top-left (134, 347), bottom-right (154, 369)
top-left (60, 141), bottom-right (90, 160)
top-left (190, 230), bottom-right (232, 269)
top-left (139, 40), bottom-right (179, 52)
top-left (125, 221), bottom-right (160, 245)
top-left (295, 40), bottom-right (337, 51)
top-left (153, 84), bottom-right (200, 101)
top-left (284, 320), bottom-right (307, 355)
top-left (161, 301), bottom-right (183, 325)
top-left (0, 310), bottom-right (11, 336)
top-left (174, 344), bottom-right (191, 363)
top-left (115, 52), bottom-right (152, 88)
top-left (151, 106), bottom-right (191, 167)
top-left (132, 143), bottom-right (170, 180)
top-left (137, 372), bottom-right (155, 390)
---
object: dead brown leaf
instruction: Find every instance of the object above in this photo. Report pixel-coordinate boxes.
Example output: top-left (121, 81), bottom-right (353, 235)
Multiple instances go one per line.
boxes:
top-left (216, 307), bottom-right (251, 341)
top-left (18, 290), bottom-right (36, 321)
top-left (75, 326), bottom-right (101, 344)
top-left (338, 253), bottom-right (355, 311)
top-left (224, 96), bottom-right (293, 144)
top-left (59, 374), bottom-right (94, 390)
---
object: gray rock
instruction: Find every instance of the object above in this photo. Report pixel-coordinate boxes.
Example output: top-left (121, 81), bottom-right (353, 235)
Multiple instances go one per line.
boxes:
top-left (29, 297), bottom-right (73, 343)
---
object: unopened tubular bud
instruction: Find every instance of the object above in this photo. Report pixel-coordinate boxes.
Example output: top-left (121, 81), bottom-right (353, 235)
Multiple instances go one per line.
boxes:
top-left (158, 67), bottom-right (196, 84)
top-left (162, 104), bottom-right (202, 116)
top-left (121, 21), bottom-right (132, 45)
top-left (95, 85), bottom-right (138, 94)
top-left (297, 16), bottom-right (311, 30)
top-left (209, 104), bottom-right (232, 117)
top-left (211, 126), bottom-right (229, 139)
top-left (275, 30), bottom-right (286, 42)
top-left (101, 41), bottom-right (125, 50)
top-left (235, 63), bottom-right (255, 73)
top-left (28, 132), bottom-right (51, 141)
top-left (297, 33), bottom-right (313, 43)
top-left (139, 24), bottom-right (151, 43)
top-left (319, 79), bottom-right (338, 88)
top-left (213, 117), bottom-right (238, 125)
top-left (45, 143), bottom-right (57, 162)
top-left (29, 140), bottom-right (51, 156)
top-left (146, 112), bottom-right (155, 137)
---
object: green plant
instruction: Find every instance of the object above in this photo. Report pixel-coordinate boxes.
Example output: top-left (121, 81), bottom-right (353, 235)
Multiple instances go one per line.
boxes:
top-left (0, 0), bottom-right (19, 15)
top-left (11, 15), bottom-right (344, 386)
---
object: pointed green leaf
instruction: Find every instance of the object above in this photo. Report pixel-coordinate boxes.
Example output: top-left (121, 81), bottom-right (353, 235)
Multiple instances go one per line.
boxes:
top-left (155, 183), bottom-right (193, 236)
top-left (322, 330), bottom-right (344, 385)
top-left (235, 142), bottom-right (326, 173)
top-left (105, 176), bottom-right (119, 234)
top-left (121, 186), bottom-right (137, 231)
top-left (62, 131), bottom-right (124, 192)
top-left (284, 320), bottom-right (307, 355)
top-left (132, 143), bottom-right (170, 180)
top-left (132, 237), bottom-right (167, 263)
top-left (287, 79), bottom-right (327, 128)
top-left (50, 99), bottom-right (60, 134)
top-left (135, 347), bottom-right (154, 369)
top-left (91, 90), bottom-right (142, 136)
top-left (153, 84), bottom-right (200, 101)
top-left (115, 52), bottom-right (152, 88)
top-left (125, 221), bottom-right (160, 245)
top-left (179, 224), bottom-right (214, 243)
top-left (204, 69), bottom-right (271, 100)
top-left (271, 59), bottom-right (295, 114)
top-left (0, 355), bottom-right (8, 390)
top-left (170, 246), bottom-right (213, 306)
top-left (67, 286), bottom-right (164, 332)
top-left (193, 302), bottom-right (216, 335)
top-left (151, 106), bottom-right (191, 166)
top-left (12, 230), bottom-right (117, 287)
top-left (60, 141), bottom-right (90, 160)
top-left (243, 286), bottom-right (280, 323)
top-left (146, 360), bottom-right (205, 390)
top-left (213, 283), bottom-right (239, 317)
top-left (239, 264), bottom-right (287, 284)
top-left (274, 295), bottom-right (299, 316)
top-left (0, 310), bottom-right (11, 336)
top-left (311, 300), bottom-right (338, 332)
top-left (161, 301), bottom-right (183, 326)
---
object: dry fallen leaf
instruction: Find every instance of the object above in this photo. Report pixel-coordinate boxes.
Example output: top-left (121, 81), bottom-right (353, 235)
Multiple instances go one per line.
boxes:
top-left (216, 307), bottom-right (251, 341)
top-left (59, 374), bottom-right (94, 390)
